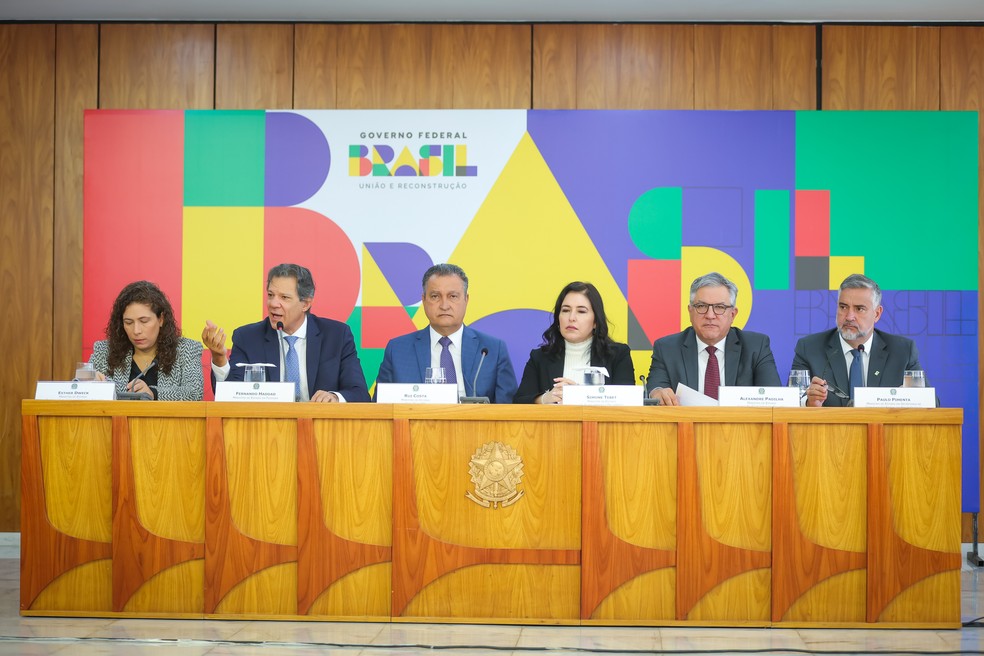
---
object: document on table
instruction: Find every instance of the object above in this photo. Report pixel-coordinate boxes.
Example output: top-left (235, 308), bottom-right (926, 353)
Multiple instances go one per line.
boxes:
top-left (675, 383), bottom-right (719, 406)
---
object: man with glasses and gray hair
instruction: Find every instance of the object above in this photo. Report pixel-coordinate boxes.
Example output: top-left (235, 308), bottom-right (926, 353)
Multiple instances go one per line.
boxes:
top-left (792, 273), bottom-right (925, 407)
top-left (646, 272), bottom-right (780, 405)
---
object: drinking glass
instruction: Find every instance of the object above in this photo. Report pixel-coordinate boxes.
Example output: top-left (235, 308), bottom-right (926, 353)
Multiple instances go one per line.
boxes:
top-left (75, 362), bottom-right (96, 382)
top-left (425, 367), bottom-right (446, 384)
top-left (243, 364), bottom-right (266, 383)
top-left (788, 369), bottom-right (811, 396)
top-left (903, 370), bottom-right (926, 388)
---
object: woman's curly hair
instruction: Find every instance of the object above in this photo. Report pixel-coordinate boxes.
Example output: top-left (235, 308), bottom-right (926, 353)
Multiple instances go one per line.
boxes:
top-left (104, 281), bottom-right (182, 376)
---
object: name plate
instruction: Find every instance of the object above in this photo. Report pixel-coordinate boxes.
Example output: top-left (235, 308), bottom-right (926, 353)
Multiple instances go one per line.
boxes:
top-left (376, 383), bottom-right (459, 404)
top-left (35, 381), bottom-right (116, 401)
top-left (718, 386), bottom-right (800, 408)
top-left (853, 387), bottom-right (936, 408)
top-left (215, 381), bottom-right (295, 402)
top-left (563, 384), bottom-right (642, 406)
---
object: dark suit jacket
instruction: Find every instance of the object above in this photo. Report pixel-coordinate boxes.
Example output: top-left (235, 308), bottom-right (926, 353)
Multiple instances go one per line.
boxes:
top-left (218, 314), bottom-right (370, 402)
top-left (375, 326), bottom-right (517, 403)
top-left (645, 326), bottom-right (781, 395)
top-left (790, 328), bottom-right (923, 407)
top-left (513, 342), bottom-right (635, 404)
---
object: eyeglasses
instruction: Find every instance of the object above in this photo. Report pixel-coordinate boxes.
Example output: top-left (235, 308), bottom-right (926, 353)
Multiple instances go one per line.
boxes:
top-left (691, 302), bottom-right (734, 315)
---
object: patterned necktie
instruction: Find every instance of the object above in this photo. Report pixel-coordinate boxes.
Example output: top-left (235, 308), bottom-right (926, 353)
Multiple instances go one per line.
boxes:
top-left (284, 335), bottom-right (300, 400)
top-left (439, 336), bottom-right (457, 384)
top-left (849, 345), bottom-right (864, 400)
top-left (704, 345), bottom-right (720, 400)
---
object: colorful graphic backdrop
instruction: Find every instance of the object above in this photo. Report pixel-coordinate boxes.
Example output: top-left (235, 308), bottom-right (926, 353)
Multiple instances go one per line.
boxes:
top-left (83, 109), bottom-right (980, 510)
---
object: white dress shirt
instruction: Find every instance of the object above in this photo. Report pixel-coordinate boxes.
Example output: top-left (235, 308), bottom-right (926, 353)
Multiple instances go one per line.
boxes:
top-left (839, 332), bottom-right (875, 385)
top-left (694, 335), bottom-right (727, 396)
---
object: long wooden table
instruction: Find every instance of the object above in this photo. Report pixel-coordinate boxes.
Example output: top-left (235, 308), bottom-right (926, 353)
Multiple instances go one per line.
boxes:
top-left (21, 401), bottom-right (963, 627)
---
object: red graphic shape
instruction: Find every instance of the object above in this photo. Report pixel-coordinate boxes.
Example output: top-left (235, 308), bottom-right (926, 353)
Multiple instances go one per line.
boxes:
top-left (629, 259), bottom-right (681, 342)
top-left (264, 207), bottom-right (360, 322)
top-left (83, 110), bottom-right (185, 358)
top-left (794, 190), bottom-right (831, 257)
top-left (361, 307), bottom-right (416, 349)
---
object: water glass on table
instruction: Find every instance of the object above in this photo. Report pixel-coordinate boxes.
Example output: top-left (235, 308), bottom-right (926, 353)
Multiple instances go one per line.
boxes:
top-left (903, 370), bottom-right (926, 388)
top-left (75, 362), bottom-right (96, 382)
top-left (425, 367), bottom-right (447, 384)
top-left (788, 369), bottom-right (811, 398)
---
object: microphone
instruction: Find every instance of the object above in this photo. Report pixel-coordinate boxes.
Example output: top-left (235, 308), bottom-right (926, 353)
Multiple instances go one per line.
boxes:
top-left (460, 347), bottom-right (490, 404)
top-left (120, 360), bottom-right (156, 400)
top-left (641, 373), bottom-right (661, 406)
top-left (276, 321), bottom-right (286, 382)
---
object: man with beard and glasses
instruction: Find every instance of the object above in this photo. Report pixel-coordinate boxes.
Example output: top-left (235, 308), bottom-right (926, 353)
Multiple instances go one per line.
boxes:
top-left (791, 273), bottom-right (926, 407)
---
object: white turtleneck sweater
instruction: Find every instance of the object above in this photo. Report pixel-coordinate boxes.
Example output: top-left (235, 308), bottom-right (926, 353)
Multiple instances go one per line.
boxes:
top-left (563, 337), bottom-right (593, 382)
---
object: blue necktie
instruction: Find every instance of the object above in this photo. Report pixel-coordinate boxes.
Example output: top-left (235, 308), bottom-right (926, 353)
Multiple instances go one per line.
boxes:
top-left (849, 345), bottom-right (864, 400)
top-left (284, 335), bottom-right (300, 400)
top-left (439, 336), bottom-right (457, 384)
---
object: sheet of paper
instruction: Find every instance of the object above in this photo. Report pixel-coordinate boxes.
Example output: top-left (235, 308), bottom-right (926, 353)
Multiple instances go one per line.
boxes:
top-left (675, 383), bottom-right (719, 407)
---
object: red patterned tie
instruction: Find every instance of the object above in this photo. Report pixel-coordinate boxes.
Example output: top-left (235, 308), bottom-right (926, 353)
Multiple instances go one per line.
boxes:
top-left (704, 346), bottom-right (720, 400)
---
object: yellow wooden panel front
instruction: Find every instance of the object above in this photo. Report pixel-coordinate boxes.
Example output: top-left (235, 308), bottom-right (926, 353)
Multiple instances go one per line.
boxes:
top-left (214, 563), bottom-right (297, 615)
top-left (783, 570), bottom-right (866, 623)
top-left (599, 423), bottom-right (676, 550)
top-left (402, 564), bottom-right (579, 619)
top-left (695, 423), bottom-right (771, 551)
top-left (123, 560), bottom-right (204, 614)
top-left (590, 568), bottom-right (675, 621)
top-left (223, 418), bottom-right (297, 545)
top-left (687, 569), bottom-right (771, 622)
top-left (39, 416), bottom-right (112, 542)
top-left (410, 420), bottom-right (580, 549)
top-left (30, 560), bottom-right (112, 612)
top-left (886, 425), bottom-right (961, 552)
top-left (879, 571), bottom-right (961, 624)
top-left (314, 419), bottom-right (392, 546)
top-left (789, 424), bottom-right (866, 552)
top-left (130, 417), bottom-right (206, 543)
top-left (309, 562), bottom-right (392, 617)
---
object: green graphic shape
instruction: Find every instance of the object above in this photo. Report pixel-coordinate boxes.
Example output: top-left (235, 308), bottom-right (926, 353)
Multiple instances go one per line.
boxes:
top-left (185, 110), bottom-right (265, 206)
top-left (796, 111), bottom-right (978, 290)
top-left (628, 187), bottom-right (682, 259)
top-left (754, 190), bottom-right (790, 290)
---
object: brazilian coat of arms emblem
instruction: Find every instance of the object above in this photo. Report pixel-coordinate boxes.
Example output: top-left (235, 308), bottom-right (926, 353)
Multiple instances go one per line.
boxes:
top-left (466, 441), bottom-right (525, 508)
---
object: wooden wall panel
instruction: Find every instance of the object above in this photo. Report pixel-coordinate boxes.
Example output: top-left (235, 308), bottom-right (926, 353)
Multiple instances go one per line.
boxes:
top-left (294, 24), bottom-right (339, 108)
top-left (574, 24), bottom-right (695, 109)
top-left (822, 26), bottom-right (940, 110)
top-left (695, 25), bottom-right (774, 109)
top-left (100, 24), bottom-right (215, 109)
top-left (335, 24), bottom-right (454, 108)
top-left (449, 25), bottom-right (531, 108)
top-left (216, 24), bottom-right (294, 109)
top-left (940, 26), bottom-right (984, 521)
top-left (0, 25), bottom-right (56, 530)
top-left (533, 24), bottom-right (576, 109)
top-left (54, 25), bottom-right (98, 382)
top-left (773, 25), bottom-right (817, 110)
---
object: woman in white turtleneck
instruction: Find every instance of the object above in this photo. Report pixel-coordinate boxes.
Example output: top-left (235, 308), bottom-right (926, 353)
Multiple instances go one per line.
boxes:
top-left (513, 281), bottom-right (635, 404)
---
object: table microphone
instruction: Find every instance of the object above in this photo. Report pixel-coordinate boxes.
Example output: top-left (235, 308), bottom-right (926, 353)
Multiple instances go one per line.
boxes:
top-left (640, 373), bottom-right (661, 405)
top-left (460, 347), bottom-right (490, 404)
top-left (276, 321), bottom-right (286, 381)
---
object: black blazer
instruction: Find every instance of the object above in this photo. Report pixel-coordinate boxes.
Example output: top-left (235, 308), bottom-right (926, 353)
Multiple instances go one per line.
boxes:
top-left (790, 327), bottom-right (924, 407)
top-left (513, 342), bottom-right (635, 404)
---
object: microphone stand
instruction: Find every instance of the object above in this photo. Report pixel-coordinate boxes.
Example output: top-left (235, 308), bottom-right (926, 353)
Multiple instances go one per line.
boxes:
top-left (459, 347), bottom-right (490, 404)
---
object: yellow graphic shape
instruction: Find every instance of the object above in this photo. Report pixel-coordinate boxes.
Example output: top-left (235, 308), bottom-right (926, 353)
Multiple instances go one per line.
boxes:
top-left (362, 246), bottom-right (404, 308)
top-left (680, 246), bottom-right (751, 330)
top-left (183, 207), bottom-right (264, 349)
top-left (416, 132), bottom-right (628, 344)
top-left (829, 256), bottom-right (864, 290)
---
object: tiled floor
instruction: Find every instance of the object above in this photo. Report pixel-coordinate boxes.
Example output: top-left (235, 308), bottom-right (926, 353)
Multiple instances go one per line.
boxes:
top-left (2, 534), bottom-right (983, 655)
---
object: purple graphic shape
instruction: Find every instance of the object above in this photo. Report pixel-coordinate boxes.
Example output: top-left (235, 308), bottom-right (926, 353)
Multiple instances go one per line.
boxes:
top-left (470, 309), bottom-right (552, 390)
top-left (265, 112), bottom-right (331, 206)
top-left (682, 187), bottom-right (743, 248)
top-left (364, 242), bottom-right (434, 306)
top-left (527, 111), bottom-right (796, 294)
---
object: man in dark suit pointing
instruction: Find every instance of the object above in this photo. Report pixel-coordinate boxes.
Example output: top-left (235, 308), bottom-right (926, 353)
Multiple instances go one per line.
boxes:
top-left (792, 273), bottom-right (924, 407)
top-left (646, 272), bottom-right (781, 405)
top-left (202, 262), bottom-right (370, 402)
